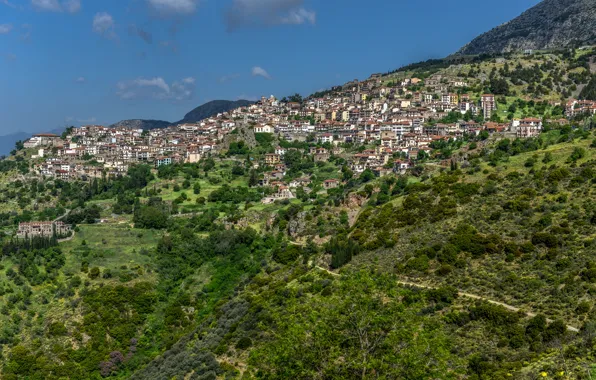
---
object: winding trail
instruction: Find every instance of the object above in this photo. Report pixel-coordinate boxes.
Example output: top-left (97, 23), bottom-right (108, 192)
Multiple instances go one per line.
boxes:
top-left (57, 230), bottom-right (76, 243)
top-left (53, 209), bottom-right (70, 223)
top-left (315, 266), bottom-right (580, 333)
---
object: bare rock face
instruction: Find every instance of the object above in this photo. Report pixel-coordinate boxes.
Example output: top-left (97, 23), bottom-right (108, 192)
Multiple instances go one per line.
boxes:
top-left (221, 124), bottom-right (257, 151)
top-left (456, 0), bottom-right (596, 55)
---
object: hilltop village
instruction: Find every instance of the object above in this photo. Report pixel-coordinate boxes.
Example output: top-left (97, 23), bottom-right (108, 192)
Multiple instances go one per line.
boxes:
top-left (23, 71), bottom-right (591, 189)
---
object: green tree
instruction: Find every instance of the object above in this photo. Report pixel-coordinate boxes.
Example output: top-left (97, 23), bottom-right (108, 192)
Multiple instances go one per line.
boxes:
top-left (569, 147), bottom-right (586, 162)
top-left (248, 169), bottom-right (258, 187)
top-left (88, 267), bottom-right (100, 279)
top-left (359, 169), bottom-right (375, 183)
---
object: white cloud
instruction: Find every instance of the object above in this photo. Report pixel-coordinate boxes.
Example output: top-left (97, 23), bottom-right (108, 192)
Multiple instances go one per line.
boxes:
top-left (147, 0), bottom-right (198, 15)
top-left (226, 0), bottom-right (316, 30)
top-left (2, 0), bottom-right (19, 9)
top-left (76, 76), bottom-right (85, 83)
top-left (93, 12), bottom-right (116, 39)
top-left (5, 52), bottom-right (16, 61)
top-left (31, 0), bottom-right (80, 12)
top-left (170, 77), bottom-right (196, 100)
top-left (252, 66), bottom-right (271, 80)
top-left (279, 7), bottom-right (315, 25)
top-left (62, 0), bottom-right (80, 13)
top-left (0, 24), bottom-right (13, 34)
top-left (32, 0), bottom-right (61, 11)
top-left (116, 76), bottom-right (195, 101)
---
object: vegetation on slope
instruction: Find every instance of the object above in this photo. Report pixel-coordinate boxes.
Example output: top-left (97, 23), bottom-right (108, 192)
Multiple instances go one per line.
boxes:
top-left (1, 52), bottom-right (596, 380)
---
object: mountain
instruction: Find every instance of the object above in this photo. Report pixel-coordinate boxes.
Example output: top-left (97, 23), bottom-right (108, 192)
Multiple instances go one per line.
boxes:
top-left (2, 100), bottom-right (255, 155)
top-left (0, 132), bottom-right (30, 156)
top-left (456, 0), bottom-right (596, 55)
top-left (0, 128), bottom-right (64, 156)
top-left (176, 99), bottom-right (254, 124)
top-left (109, 100), bottom-right (254, 131)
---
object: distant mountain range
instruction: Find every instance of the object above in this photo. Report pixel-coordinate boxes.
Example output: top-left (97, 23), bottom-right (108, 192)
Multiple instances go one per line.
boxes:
top-left (0, 100), bottom-right (254, 156)
top-left (178, 100), bottom-right (254, 125)
top-left (0, 128), bottom-right (64, 157)
top-left (0, 132), bottom-right (31, 157)
top-left (456, 0), bottom-right (596, 55)
top-left (110, 99), bottom-right (254, 130)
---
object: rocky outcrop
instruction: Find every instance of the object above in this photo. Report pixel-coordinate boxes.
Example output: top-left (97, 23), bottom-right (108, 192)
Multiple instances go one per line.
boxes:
top-left (456, 0), bottom-right (596, 55)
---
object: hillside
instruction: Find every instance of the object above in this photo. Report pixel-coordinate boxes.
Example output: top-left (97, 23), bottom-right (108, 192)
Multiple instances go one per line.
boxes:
top-left (456, 0), bottom-right (596, 55)
top-left (0, 123), bottom-right (593, 379)
top-left (177, 100), bottom-right (254, 124)
top-left (109, 119), bottom-right (172, 131)
top-left (1, 48), bottom-right (596, 379)
top-left (109, 100), bottom-right (255, 131)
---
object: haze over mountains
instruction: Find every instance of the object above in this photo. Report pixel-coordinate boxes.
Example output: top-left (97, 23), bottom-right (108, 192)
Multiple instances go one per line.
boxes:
top-left (456, 0), bottom-right (596, 55)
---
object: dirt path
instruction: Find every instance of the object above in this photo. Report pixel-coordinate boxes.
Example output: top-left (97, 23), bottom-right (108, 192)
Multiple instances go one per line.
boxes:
top-left (53, 209), bottom-right (70, 222)
top-left (315, 266), bottom-right (579, 332)
top-left (57, 229), bottom-right (76, 243)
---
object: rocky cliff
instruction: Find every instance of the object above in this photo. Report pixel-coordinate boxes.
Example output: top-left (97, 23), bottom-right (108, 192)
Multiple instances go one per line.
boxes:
top-left (456, 0), bottom-right (596, 55)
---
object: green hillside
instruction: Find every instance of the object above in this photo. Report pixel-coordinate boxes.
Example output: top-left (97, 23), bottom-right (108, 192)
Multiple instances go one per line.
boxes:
top-left (0, 53), bottom-right (595, 379)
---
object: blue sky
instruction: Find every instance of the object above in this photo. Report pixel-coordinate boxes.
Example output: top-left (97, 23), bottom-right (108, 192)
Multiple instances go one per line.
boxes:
top-left (0, 0), bottom-right (541, 134)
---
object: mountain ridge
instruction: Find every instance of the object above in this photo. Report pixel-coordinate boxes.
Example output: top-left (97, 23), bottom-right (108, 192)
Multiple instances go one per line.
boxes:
top-left (109, 99), bottom-right (255, 131)
top-left (1, 100), bottom-right (254, 155)
top-left (456, 0), bottom-right (596, 55)
top-left (0, 128), bottom-right (64, 156)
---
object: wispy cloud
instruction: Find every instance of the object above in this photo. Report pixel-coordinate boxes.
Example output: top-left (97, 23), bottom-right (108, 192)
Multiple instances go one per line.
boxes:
top-left (116, 76), bottom-right (196, 101)
top-left (0, 24), bottom-right (13, 34)
top-left (147, 0), bottom-right (198, 15)
top-left (252, 66), bottom-right (271, 80)
top-left (31, 0), bottom-right (80, 13)
top-left (4, 52), bottom-right (17, 61)
top-left (2, 0), bottom-right (20, 9)
top-left (93, 12), bottom-right (117, 39)
top-left (62, 0), bottom-right (80, 13)
top-left (32, 0), bottom-right (61, 12)
top-left (75, 76), bottom-right (85, 83)
top-left (226, 0), bottom-right (316, 31)
top-left (279, 7), bottom-right (315, 25)
top-left (129, 24), bottom-right (152, 44)
top-left (219, 73), bottom-right (241, 83)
